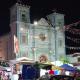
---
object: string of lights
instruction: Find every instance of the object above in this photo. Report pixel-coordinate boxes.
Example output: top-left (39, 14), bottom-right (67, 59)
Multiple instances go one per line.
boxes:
top-left (65, 21), bottom-right (80, 54)
top-left (64, 21), bottom-right (80, 34)
top-left (66, 36), bottom-right (80, 43)
top-left (65, 28), bottom-right (80, 34)
top-left (66, 46), bottom-right (80, 50)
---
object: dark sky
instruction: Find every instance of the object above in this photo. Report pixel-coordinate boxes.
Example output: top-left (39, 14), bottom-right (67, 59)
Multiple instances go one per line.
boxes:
top-left (0, 0), bottom-right (80, 35)
top-left (0, 0), bottom-right (80, 54)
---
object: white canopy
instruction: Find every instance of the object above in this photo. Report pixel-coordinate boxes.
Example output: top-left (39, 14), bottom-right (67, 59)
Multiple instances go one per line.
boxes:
top-left (9, 57), bottom-right (34, 64)
top-left (16, 57), bottom-right (33, 61)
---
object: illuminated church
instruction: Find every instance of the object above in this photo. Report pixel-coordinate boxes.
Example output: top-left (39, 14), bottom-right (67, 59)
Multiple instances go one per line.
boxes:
top-left (8, 2), bottom-right (66, 62)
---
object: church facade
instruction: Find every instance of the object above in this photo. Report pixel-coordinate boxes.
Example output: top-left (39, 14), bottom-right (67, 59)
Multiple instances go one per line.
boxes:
top-left (9, 3), bottom-right (66, 62)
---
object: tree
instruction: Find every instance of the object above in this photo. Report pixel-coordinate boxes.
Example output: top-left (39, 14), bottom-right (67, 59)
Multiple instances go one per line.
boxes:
top-left (60, 56), bottom-right (70, 64)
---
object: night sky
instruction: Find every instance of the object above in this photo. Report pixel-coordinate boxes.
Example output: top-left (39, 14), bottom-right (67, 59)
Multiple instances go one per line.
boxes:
top-left (0, 0), bottom-right (80, 54)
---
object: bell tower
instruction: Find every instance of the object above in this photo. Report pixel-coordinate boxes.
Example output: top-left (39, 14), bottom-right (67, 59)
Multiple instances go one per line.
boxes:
top-left (10, 3), bottom-right (30, 23)
top-left (9, 1), bottom-right (30, 59)
top-left (47, 12), bottom-right (66, 61)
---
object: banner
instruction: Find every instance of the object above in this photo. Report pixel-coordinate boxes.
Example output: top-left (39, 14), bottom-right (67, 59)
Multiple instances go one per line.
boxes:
top-left (14, 35), bottom-right (19, 54)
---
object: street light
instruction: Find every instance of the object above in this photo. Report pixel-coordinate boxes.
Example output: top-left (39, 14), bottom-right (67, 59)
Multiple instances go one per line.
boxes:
top-left (34, 21), bottom-right (38, 25)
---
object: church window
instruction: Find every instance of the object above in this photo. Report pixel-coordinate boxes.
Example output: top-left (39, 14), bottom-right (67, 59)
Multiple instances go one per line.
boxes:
top-left (20, 33), bottom-right (28, 44)
top-left (22, 35), bottom-right (26, 43)
top-left (21, 13), bottom-right (27, 22)
top-left (78, 57), bottom-right (80, 62)
top-left (59, 39), bottom-right (62, 47)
